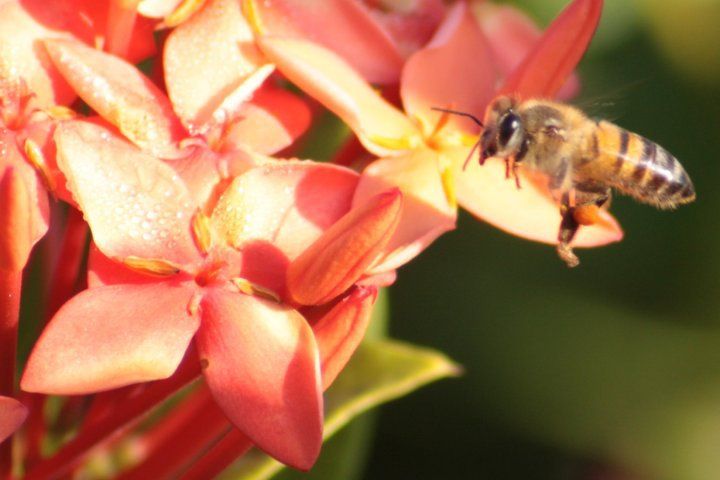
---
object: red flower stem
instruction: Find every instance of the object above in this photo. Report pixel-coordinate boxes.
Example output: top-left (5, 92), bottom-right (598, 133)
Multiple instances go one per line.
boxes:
top-left (44, 208), bottom-right (88, 320)
top-left (23, 360), bottom-right (200, 480)
top-left (24, 209), bottom-right (88, 468)
top-left (117, 386), bottom-right (233, 480)
top-left (0, 268), bottom-right (22, 478)
top-left (179, 430), bottom-right (254, 480)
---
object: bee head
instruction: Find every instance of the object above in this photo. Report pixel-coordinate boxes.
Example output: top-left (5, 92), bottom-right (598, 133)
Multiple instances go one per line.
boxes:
top-left (480, 96), bottom-right (526, 164)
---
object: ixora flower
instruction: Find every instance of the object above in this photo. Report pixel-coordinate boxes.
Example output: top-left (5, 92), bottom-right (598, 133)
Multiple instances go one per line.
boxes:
top-left (20, 120), bottom-right (403, 469)
top-left (256, 0), bottom-right (622, 265)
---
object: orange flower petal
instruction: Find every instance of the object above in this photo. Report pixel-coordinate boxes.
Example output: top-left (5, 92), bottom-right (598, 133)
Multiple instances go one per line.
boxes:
top-left (0, 396), bottom-right (27, 443)
top-left (454, 151), bottom-right (623, 248)
top-left (0, 0), bottom-right (75, 107)
top-left (0, 133), bottom-right (49, 272)
top-left (0, 0), bottom-right (155, 108)
top-left (164, 0), bottom-right (265, 130)
top-left (401, 1), bottom-right (495, 134)
top-left (353, 150), bottom-right (456, 273)
top-left (221, 84), bottom-right (312, 155)
top-left (251, 0), bottom-right (403, 84)
top-left (212, 162), bottom-right (359, 261)
top-left (258, 36), bottom-right (418, 157)
top-left (475, 2), bottom-right (582, 101)
top-left (312, 286), bottom-right (377, 389)
top-left (497, 0), bottom-right (602, 99)
top-left (55, 121), bottom-right (202, 267)
top-left (22, 283), bottom-right (200, 394)
top-left (138, 0), bottom-right (183, 17)
top-left (287, 189), bottom-right (402, 306)
top-left (87, 243), bottom-right (158, 288)
top-left (44, 38), bottom-right (186, 158)
top-left (197, 288), bottom-right (322, 470)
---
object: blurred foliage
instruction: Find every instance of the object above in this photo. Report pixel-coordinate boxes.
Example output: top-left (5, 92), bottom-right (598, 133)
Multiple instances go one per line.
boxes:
top-left (365, 1), bottom-right (720, 479)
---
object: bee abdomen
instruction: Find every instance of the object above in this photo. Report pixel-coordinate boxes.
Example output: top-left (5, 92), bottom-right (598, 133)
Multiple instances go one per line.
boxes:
top-left (595, 123), bottom-right (695, 209)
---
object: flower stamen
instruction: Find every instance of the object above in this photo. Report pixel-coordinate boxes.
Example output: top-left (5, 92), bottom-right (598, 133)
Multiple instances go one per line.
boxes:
top-left (23, 139), bottom-right (57, 195)
top-left (231, 277), bottom-right (280, 303)
top-left (123, 256), bottom-right (182, 276)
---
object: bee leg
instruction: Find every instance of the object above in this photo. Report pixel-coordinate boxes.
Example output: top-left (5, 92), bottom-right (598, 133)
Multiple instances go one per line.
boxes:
top-left (595, 189), bottom-right (612, 209)
top-left (512, 160), bottom-right (522, 189)
top-left (504, 157), bottom-right (511, 180)
top-left (557, 201), bottom-right (581, 268)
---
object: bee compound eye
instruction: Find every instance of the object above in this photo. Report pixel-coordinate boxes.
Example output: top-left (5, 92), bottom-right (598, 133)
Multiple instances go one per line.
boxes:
top-left (498, 113), bottom-right (521, 147)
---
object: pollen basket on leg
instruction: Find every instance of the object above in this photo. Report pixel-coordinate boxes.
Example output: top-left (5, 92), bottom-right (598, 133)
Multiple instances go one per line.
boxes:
top-left (55, 121), bottom-right (202, 266)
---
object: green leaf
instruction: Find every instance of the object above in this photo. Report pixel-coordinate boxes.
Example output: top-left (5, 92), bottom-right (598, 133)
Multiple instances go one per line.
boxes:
top-left (220, 339), bottom-right (460, 480)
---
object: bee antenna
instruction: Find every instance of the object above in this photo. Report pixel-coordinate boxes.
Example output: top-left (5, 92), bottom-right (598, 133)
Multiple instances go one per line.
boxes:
top-left (431, 107), bottom-right (484, 128)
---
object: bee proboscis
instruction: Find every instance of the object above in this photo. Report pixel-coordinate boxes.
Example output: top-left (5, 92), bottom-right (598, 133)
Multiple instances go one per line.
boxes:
top-left (434, 96), bottom-right (696, 267)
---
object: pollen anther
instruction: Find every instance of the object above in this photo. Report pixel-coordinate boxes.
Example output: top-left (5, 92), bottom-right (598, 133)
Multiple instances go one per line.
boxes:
top-left (191, 210), bottom-right (213, 254)
top-left (24, 139), bottom-right (57, 194)
top-left (123, 256), bottom-right (181, 276)
top-left (232, 277), bottom-right (281, 303)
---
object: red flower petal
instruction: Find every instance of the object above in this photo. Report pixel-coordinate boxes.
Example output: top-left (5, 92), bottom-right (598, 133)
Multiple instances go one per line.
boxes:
top-left (456, 154), bottom-right (623, 248)
top-left (252, 0), bottom-right (404, 84)
top-left (312, 286), bottom-right (377, 389)
top-left (257, 36), bottom-right (418, 157)
top-left (163, 0), bottom-right (264, 130)
top-left (212, 162), bottom-right (359, 261)
top-left (138, 0), bottom-right (182, 17)
top-left (22, 283), bottom-right (200, 394)
top-left (44, 38), bottom-right (186, 158)
top-left (0, 396), bottom-right (27, 443)
top-left (353, 150), bottom-right (456, 273)
top-left (221, 84), bottom-right (312, 155)
top-left (87, 243), bottom-right (158, 288)
top-left (497, 0), bottom-right (602, 99)
top-left (55, 121), bottom-right (202, 267)
top-left (401, 1), bottom-right (495, 134)
top-left (0, 137), bottom-right (49, 272)
top-left (287, 189), bottom-right (402, 306)
top-left (196, 288), bottom-right (322, 470)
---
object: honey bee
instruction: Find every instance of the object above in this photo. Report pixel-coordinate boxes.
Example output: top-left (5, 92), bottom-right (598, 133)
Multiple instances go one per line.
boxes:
top-left (435, 96), bottom-right (696, 267)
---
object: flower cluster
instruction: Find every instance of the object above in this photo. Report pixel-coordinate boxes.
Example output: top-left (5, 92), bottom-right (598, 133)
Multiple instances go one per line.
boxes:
top-left (0, 0), bottom-right (619, 477)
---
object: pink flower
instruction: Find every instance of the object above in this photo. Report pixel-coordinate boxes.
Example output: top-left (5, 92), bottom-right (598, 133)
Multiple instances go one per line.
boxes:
top-left (21, 120), bottom-right (402, 469)
top-left (257, 0), bottom-right (622, 262)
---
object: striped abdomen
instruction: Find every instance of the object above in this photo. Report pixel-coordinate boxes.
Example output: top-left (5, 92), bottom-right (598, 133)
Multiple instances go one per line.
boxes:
top-left (591, 121), bottom-right (695, 209)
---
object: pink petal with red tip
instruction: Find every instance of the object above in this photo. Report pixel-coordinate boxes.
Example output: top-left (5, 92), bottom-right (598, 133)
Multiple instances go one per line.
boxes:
top-left (212, 162), bottom-right (359, 261)
top-left (474, 2), bottom-right (579, 100)
top-left (258, 36), bottom-right (418, 157)
top-left (0, 396), bottom-right (27, 443)
top-left (353, 150), bottom-right (456, 273)
top-left (287, 189), bottom-right (402, 306)
top-left (44, 38), bottom-right (185, 158)
top-left (87, 243), bottom-right (159, 288)
top-left (164, 0), bottom-right (264, 130)
top-left (21, 283), bottom-right (200, 394)
top-left (55, 121), bottom-right (202, 267)
top-left (0, 134), bottom-right (49, 272)
top-left (497, 0), bottom-right (603, 100)
top-left (253, 0), bottom-right (403, 84)
top-left (401, 1), bottom-right (495, 134)
top-left (455, 153), bottom-right (623, 248)
top-left (196, 288), bottom-right (322, 470)
top-left (312, 286), bottom-right (377, 389)
top-left (222, 84), bottom-right (312, 155)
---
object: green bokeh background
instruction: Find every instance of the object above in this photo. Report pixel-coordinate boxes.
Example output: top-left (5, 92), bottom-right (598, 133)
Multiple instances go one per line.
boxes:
top-left (363, 0), bottom-right (720, 478)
